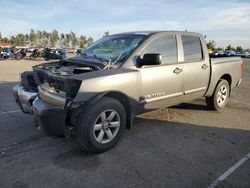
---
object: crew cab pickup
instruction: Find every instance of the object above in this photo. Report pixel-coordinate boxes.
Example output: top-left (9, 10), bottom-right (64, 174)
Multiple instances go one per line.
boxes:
top-left (13, 31), bottom-right (242, 153)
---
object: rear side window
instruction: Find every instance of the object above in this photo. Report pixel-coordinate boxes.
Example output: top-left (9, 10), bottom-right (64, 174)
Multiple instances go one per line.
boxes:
top-left (182, 35), bottom-right (203, 62)
top-left (143, 35), bottom-right (177, 64)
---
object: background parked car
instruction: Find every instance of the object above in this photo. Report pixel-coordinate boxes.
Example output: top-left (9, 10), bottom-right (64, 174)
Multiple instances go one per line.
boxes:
top-left (210, 50), bottom-right (224, 57)
top-left (224, 50), bottom-right (236, 56)
top-left (245, 51), bottom-right (250, 58)
top-left (43, 48), bottom-right (67, 61)
top-left (12, 48), bottom-right (27, 60)
top-left (30, 49), bottom-right (41, 60)
top-left (0, 51), bottom-right (5, 60)
top-left (67, 48), bottom-right (77, 53)
top-left (3, 48), bottom-right (13, 59)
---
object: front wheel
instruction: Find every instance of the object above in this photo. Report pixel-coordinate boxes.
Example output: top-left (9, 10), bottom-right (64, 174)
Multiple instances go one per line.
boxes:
top-left (76, 97), bottom-right (126, 153)
top-left (206, 79), bottom-right (230, 111)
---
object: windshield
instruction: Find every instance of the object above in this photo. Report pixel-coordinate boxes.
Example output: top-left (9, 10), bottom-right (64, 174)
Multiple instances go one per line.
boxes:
top-left (81, 35), bottom-right (145, 64)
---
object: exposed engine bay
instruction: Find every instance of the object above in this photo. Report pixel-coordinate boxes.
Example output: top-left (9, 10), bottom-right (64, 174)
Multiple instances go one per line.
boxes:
top-left (20, 60), bottom-right (102, 98)
top-left (33, 60), bottom-right (100, 76)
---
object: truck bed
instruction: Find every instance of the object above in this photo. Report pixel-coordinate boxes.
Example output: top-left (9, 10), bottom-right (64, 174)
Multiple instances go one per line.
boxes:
top-left (206, 57), bottom-right (242, 96)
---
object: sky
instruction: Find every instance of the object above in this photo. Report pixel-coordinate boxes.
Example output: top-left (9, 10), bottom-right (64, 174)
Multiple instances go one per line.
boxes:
top-left (0, 0), bottom-right (250, 48)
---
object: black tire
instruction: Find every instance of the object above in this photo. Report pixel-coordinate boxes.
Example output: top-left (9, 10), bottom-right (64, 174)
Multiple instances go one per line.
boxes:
top-left (44, 56), bottom-right (50, 61)
top-left (76, 97), bottom-right (126, 153)
top-left (30, 54), bottom-right (35, 60)
top-left (206, 79), bottom-right (230, 111)
top-left (15, 54), bottom-right (21, 60)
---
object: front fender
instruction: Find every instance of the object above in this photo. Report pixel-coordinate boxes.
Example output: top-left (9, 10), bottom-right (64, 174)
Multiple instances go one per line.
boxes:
top-left (72, 68), bottom-right (139, 104)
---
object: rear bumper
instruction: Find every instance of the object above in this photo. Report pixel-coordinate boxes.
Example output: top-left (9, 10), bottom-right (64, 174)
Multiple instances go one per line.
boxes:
top-left (33, 98), bottom-right (66, 137)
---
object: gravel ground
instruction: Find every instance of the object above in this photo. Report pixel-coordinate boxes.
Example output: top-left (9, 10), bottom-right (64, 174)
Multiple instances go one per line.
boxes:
top-left (0, 57), bottom-right (249, 188)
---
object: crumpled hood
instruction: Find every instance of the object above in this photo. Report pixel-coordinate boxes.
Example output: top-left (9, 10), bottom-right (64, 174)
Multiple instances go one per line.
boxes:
top-left (66, 54), bottom-right (106, 70)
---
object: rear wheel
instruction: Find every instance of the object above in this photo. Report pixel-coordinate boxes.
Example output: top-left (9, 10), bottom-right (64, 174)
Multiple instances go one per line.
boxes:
top-left (44, 56), bottom-right (50, 61)
top-left (206, 79), bottom-right (230, 110)
top-left (76, 97), bottom-right (126, 153)
top-left (30, 54), bottom-right (35, 60)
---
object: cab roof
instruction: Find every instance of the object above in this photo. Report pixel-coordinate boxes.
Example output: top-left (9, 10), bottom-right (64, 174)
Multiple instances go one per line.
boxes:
top-left (112, 31), bottom-right (202, 37)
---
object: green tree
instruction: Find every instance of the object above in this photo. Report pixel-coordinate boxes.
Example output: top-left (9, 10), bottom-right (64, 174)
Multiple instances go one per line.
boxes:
top-left (15, 34), bottom-right (26, 46)
top-left (1, 37), bottom-right (10, 43)
top-left (70, 31), bottom-right (77, 48)
top-left (215, 47), bottom-right (223, 51)
top-left (236, 46), bottom-right (243, 53)
top-left (103, 31), bottom-right (109, 37)
top-left (65, 33), bottom-right (71, 47)
top-left (10, 36), bottom-right (16, 44)
top-left (207, 40), bottom-right (216, 51)
top-left (25, 34), bottom-right (29, 43)
top-left (36, 30), bottom-right (42, 39)
top-left (50, 29), bottom-right (59, 48)
top-left (60, 33), bottom-right (65, 40)
top-left (226, 44), bottom-right (233, 50)
top-left (29, 29), bottom-right (37, 46)
top-left (86, 37), bottom-right (93, 47)
top-left (38, 30), bottom-right (50, 47)
top-left (0, 29), bottom-right (95, 49)
top-left (79, 35), bottom-right (87, 48)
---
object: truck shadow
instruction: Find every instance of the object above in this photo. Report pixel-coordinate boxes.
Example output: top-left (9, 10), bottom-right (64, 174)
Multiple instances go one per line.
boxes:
top-left (170, 98), bottom-right (210, 111)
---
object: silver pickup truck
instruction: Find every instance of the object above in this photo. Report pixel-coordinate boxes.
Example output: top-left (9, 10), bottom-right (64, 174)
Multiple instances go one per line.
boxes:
top-left (13, 31), bottom-right (242, 153)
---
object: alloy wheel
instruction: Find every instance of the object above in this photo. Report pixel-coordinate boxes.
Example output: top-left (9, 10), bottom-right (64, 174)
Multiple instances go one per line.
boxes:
top-left (93, 109), bottom-right (120, 144)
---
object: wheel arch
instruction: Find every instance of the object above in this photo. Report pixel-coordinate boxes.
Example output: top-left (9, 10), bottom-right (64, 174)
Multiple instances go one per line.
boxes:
top-left (219, 74), bottom-right (232, 96)
top-left (103, 91), bottom-right (136, 130)
top-left (220, 74), bottom-right (232, 87)
top-left (77, 91), bottom-right (136, 130)
top-left (206, 73), bottom-right (232, 97)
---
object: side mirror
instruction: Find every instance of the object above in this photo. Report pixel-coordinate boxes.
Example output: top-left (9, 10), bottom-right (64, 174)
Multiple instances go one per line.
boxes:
top-left (138, 53), bottom-right (162, 67)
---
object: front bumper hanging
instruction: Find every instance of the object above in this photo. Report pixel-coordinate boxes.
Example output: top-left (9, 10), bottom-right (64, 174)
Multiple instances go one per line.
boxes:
top-left (13, 84), bottom-right (37, 114)
top-left (33, 97), bottom-right (66, 137)
top-left (13, 84), bottom-right (67, 137)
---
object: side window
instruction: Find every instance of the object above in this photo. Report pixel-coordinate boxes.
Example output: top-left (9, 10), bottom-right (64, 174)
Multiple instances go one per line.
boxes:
top-left (182, 35), bottom-right (203, 62)
top-left (143, 35), bottom-right (177, 64)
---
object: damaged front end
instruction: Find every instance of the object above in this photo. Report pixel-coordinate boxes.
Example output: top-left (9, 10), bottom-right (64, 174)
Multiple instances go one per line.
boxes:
top-left (13, 60), bottom-right (99, 136)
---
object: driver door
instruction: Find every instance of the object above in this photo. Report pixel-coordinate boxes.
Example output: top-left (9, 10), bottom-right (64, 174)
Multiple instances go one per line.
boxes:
top-left (138, 34), bottom-right (183, 110)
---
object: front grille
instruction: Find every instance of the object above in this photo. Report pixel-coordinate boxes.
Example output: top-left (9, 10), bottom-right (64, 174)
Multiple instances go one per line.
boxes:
top-left (34, 70), bottom-right (81, 98)
top-left (36, 72), bottom-right (45, 83)
top-left (21, 71), bottom-right (39, 92)
top-left (21, 69), bottom-right (81, 98)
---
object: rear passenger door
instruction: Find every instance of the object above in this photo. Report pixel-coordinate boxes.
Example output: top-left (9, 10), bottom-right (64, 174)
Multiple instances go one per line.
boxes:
top-left (181, 35), bottom-right (210, 101)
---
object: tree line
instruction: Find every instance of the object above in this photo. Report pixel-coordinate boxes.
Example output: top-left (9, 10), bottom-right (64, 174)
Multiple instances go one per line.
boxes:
top-left (0, 29), bottom-right (94, 49)
top-left (206, 40), bottom-right (245, 52)
top-left (1, 30), bottom-right (246, 52)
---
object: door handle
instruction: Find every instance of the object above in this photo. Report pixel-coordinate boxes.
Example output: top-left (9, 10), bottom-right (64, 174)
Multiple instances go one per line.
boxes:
top-left (173, 67), bottom-right (183, 74)
top-left (202, 64), bottom-right (209, 69)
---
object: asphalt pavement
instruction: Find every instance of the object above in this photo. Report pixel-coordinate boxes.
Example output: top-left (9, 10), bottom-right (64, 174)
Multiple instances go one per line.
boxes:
top-left (0, 58), bottom-right (249, 188)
